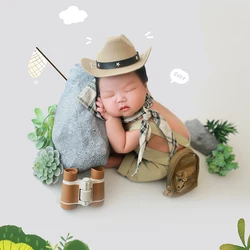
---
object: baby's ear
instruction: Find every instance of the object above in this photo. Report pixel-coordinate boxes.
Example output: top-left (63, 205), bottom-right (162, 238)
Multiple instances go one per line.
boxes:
top-left (145, 84), bottom-right (152, 95)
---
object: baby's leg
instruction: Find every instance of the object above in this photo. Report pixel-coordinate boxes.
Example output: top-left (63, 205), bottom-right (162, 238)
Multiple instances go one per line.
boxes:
top-left (104, 154), bottom-right (125, 168)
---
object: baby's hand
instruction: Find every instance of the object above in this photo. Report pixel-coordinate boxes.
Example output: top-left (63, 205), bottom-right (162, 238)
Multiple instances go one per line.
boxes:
top-left (96, 97), bottom-right (112, 121)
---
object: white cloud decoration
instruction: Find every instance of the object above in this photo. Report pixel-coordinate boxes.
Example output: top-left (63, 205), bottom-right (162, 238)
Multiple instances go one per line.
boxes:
top-left (59, 6), bottom-right (88, 25)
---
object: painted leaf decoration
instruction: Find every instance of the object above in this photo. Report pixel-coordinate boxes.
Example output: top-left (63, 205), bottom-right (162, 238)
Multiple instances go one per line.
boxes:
top-left (0, 240), bottom-right (33, 249)
top-left (28, 48), bottom-right (47, 79)
top-left (220, 244), bottom-right (246, 250)
top-left (238, 218), bottom-right (246, 247)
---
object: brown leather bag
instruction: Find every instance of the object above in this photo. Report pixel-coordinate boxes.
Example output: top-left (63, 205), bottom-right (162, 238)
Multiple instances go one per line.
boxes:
top-left (163, 147), bottom-right (200, 197)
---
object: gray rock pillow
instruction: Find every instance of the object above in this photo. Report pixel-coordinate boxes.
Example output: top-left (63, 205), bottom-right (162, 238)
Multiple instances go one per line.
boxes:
top-left (52, 64), bottom-right (110, 173)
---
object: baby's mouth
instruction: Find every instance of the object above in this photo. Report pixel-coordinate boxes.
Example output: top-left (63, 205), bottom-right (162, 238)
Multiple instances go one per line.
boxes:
top-left (120, 105), bottom-right (130, 111)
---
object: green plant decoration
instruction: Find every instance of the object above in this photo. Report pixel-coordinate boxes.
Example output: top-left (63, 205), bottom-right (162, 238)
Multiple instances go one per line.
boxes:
top-left (0, 225), bottom-right (90, 250)
top-left (0, 225), bottom-right (50, 249)
top-left (0, 240), bottom-right (33, 249)
top-left (33, 146), bottom-right (63, 185)
top-left (204, 119), bottom-right (238, 144)
top-left (206, 144), bottom-right (238, 176)
top-left (46, 233), bottom-right (90, 250)
top-left (220, 218), bottom-right (250, 249)
top-left (64, 240), bottom-right (90, 250)
top-left (57, 233), bottom-right (73, 250)
top-left (27, 105), bottom-right (57, 150)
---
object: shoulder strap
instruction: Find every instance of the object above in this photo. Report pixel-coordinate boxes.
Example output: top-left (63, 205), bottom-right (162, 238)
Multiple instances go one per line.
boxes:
top-left (173, 131), bottom-right (190, 148)
top-left (128, 121), bottom-right (191, 148)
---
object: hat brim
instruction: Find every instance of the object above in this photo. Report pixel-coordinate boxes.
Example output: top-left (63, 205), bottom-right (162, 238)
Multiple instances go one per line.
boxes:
top-left (81, 47), bottom-right (152, 78)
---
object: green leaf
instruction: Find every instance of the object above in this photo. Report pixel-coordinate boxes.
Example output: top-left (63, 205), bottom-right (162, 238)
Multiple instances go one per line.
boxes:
top-left (48, 127), bottom-right (53, 139)
top-left (225, 163), bottom-right (235, 170)
top-left (219, 169), bottom-right (228, 176)
top-left (238, 218), bottom-right (246, 247)
top-left (44, 139), bottom-right (51, 148)
top-left (54, 158), bottom-right (60, 166)
top-left (224, 148), bottom-right (232, 159)
top-left (49, 140), bottom-right (54, 148)
top-left (212, 150), bottom-right (219, 157)
top-left (217, 144), bottom-right (225, 151)
top-left (32, 118), bottom-right (42, 128)
top-left (220, 244), bottom-right (246, 249)
top-left (214, 154), bottom-right (226, 167)
top-left (27, 132), bottom-right (37, 141)
top-left (36, 138), bottom-right (45, 150)
top-left (44, 131), bottom-right (49, 139)
top-left (36, 127), bottom-right (44, 136)
top-left (208, 163), bottom-right (217, 170)
top-left (48, 105), bottom-right (57, 115)
top-left (43, 121), bottom-right (49, 130)
top-left (53, 244), bottom-right (59, 250)
top-left (61, 236), bottom-right (66, 242)
top-left (34, 108), bottom-right (45, 122)
top-left (206, 155), bottom-right (213, 163)
top-left (226, 154), bottom-right (235, 162)
top-left (48, 116), bottom-right (55, 127)
top-left (46, 177), bottom-right (53, 185)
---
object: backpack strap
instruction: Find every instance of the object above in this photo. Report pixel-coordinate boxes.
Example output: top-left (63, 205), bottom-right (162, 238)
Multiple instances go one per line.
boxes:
top-left (128, 120), bottom-right (191, 148)
top-left (173, 131), bottom-right (191, 148)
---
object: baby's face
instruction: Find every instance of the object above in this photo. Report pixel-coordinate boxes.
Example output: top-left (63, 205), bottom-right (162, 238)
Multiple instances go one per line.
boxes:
top-left (99, 72), bottom-right (147, 117)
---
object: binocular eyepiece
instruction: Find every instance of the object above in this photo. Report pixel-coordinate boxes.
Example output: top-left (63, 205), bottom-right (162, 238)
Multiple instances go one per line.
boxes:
top-left (61, 167), bottom-right (105, 210)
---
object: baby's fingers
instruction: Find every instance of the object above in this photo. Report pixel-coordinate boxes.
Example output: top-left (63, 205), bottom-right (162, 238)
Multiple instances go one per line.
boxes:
top-left (96, 101), bottom-right (103, 109)
top-left (97, 107), bottom-right (104, 113)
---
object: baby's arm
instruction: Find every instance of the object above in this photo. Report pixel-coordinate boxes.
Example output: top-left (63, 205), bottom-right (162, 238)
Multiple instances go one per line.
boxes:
top-left (105, 117), bottom-right (140, 153)
top-left (96, 97), bottom-right (140, 154)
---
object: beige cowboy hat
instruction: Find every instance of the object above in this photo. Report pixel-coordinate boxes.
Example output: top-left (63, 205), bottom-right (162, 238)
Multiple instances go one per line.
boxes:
top-left (81, 34), bottom-right (152, 77)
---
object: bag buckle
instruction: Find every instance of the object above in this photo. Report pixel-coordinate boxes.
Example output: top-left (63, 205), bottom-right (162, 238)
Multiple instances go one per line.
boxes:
top-left (176, 171), bottom-right (187, 190)
top-left (163, 185), bottom-right (171, 196)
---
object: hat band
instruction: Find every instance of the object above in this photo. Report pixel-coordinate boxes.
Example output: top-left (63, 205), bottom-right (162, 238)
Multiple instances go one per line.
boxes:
top-left (96, 52), bottom-right (140, 69)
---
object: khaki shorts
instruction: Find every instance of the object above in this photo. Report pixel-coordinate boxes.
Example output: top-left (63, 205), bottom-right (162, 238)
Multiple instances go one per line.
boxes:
top-left (117, 130), bottom-right (191, 182)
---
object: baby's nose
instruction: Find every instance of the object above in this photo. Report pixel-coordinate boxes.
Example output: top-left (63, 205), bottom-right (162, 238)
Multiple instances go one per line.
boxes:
top-left (117, 95), bottom-right (126, 103)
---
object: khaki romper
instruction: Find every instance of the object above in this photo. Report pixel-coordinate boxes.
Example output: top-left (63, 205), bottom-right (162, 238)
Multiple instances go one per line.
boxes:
top-left (117, 120), bottom-right (191, 182)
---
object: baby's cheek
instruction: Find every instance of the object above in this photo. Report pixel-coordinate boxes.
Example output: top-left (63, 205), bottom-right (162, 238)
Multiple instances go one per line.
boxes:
top-left (103, 102), bottom-right (114, 113)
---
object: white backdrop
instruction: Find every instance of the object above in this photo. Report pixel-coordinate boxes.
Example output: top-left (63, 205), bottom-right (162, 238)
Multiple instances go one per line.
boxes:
top-left (1, 0), bottom-right (250, 249)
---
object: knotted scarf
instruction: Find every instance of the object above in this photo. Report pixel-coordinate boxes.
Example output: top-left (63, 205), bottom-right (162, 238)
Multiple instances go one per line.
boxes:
top-left (78, 79), bottom-right (179, 176)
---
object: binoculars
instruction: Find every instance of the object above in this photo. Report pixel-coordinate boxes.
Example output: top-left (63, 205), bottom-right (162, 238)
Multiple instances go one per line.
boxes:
top-left (60, 167), bottom-right (105, 210)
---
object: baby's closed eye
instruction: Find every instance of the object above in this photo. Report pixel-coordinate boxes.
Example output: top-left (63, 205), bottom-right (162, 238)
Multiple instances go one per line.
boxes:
top-left (101, 92), bottom-right (114, 98)
top-left (125, 88), bottom-right (136, 92)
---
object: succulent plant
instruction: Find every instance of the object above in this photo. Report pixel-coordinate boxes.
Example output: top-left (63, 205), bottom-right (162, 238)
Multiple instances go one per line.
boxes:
top-left (27, 105), bottom-right (57, 150)
top-left (204, 119), bottom-right (238, 144)
top-left (206, 144), bottom-right (238, 176)
top-left (33, 146), bottom-right (63, 185)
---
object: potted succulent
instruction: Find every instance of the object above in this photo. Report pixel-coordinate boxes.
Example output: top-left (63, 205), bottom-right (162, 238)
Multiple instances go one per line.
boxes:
top-left (33, 146), bottom-right (63, 185)
top-left (206, 143), bottom-right (238, 176)
top-left (28, 104), bottom-right (64, 184)
top-left (205, 119), bottom-right (239, 176)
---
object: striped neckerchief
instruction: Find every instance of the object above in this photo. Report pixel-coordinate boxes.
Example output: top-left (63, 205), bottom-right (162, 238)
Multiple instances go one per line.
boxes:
top-left (121, 93), bottom-right (178, 176)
